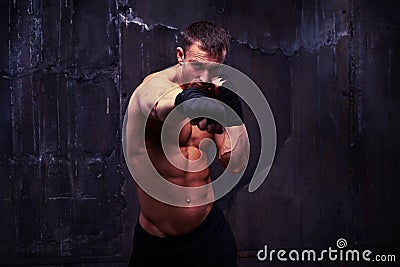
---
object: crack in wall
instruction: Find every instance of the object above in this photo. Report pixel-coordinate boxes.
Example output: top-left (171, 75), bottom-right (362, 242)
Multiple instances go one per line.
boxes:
top-left (118, 8), bottom-right (349, 57)
top-left (3, 64), bottom-right (119, 82)
top-left (119, 8), bottom-right (179, 31)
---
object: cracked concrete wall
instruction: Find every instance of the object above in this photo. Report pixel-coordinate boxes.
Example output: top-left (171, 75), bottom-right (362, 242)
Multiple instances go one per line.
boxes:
top-left (1, 0), bottom-right (128, 266)
top-left (1, 0), bottom-right (399, 266)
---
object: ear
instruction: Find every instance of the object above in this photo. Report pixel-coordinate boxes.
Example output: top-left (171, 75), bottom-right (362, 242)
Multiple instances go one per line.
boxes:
top-left (176, 47), bottom-right (185, 64)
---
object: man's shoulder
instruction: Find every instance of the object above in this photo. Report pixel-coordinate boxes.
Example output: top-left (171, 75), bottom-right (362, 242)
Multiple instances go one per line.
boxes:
top-left (141, 66), bottom-right (177, 89)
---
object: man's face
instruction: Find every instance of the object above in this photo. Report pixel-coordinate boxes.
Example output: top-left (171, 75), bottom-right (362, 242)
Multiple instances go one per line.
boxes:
top-left (180, 42), bottom-right (226, 88)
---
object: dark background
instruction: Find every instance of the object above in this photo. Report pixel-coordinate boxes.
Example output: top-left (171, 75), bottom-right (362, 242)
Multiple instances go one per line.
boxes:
top-left (1, 0), bottom-right (399, 266)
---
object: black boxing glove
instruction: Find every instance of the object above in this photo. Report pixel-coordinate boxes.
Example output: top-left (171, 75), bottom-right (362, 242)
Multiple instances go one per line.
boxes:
top-left (174, 88), bottom-right (226, 131)
top-left (217, 80), bottom-right (244, 126)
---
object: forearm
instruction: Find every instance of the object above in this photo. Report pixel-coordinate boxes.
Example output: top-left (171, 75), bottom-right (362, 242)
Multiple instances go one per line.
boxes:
top-left (216, 124), bottom-right (250, 173)
top-left (136, 82), bottom-right (182, 121)
top-left (149, 87), bottom-right (183, 121)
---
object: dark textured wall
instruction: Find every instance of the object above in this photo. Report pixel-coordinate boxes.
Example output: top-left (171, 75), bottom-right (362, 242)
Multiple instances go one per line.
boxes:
top-left (1, 0), bottom-right (399, 266)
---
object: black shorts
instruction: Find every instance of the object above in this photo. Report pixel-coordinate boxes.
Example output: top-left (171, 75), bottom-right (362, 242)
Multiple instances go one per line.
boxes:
top-left (129, 204), bottom-right (238, 267)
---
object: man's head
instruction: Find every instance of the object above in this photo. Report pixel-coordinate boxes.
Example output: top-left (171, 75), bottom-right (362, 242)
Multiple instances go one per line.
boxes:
top-left (181, 21), bottom-right (229, 60)
top-left (177, 21), bottom-right (230, 86)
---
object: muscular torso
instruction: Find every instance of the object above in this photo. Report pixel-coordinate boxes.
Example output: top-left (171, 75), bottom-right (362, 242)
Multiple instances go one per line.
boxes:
top-left (126, 68), bottom-right (215, 237)
top-left (138, 119), bottom-right (215, 236)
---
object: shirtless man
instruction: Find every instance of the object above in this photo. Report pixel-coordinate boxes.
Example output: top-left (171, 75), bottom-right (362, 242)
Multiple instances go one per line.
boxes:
top-left (125, 21), bottom-right (249, 267)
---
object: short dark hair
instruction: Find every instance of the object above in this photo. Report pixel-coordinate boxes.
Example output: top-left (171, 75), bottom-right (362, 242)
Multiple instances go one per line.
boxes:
top-left (182, 21), bottom-right (230, 57)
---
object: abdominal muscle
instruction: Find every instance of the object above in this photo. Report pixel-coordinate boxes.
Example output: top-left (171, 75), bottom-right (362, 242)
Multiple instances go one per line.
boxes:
top-left (138, 120), bottom-right (215, 237)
